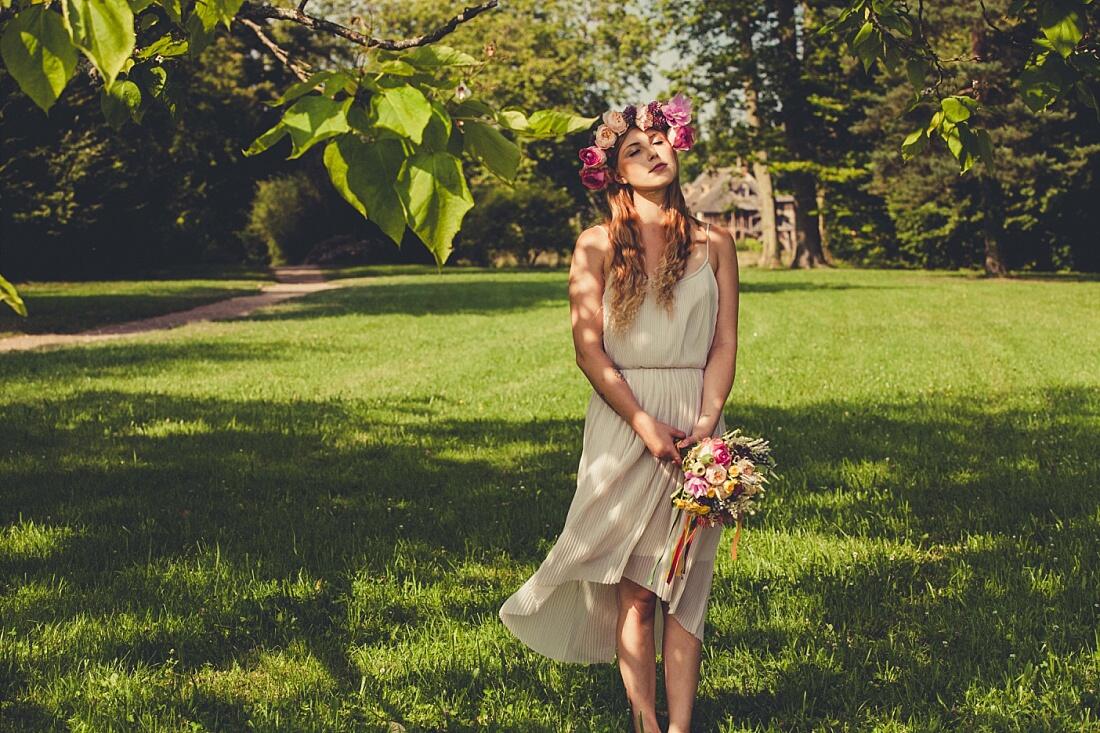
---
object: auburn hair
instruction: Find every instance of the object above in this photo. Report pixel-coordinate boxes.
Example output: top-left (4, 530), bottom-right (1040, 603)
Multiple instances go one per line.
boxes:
top-left (600, 130), bottom-right (700, 333)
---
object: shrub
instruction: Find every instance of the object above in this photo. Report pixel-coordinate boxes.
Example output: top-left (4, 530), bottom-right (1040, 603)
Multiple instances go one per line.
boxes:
top-left (241, 172), bottom-right (325, 266)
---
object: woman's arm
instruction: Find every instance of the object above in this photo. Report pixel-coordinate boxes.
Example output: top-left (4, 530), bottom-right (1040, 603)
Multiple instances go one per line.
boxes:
top-left (691, 223), bottom-right (739, 439)
top-left (568, 225), bottom-right (653, 435)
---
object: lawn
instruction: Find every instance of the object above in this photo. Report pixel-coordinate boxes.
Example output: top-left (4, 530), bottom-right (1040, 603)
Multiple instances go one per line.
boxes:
top-left (0, 266), bottom-right (1097, 731)
top-left (0, 276), bottom-right (271, 339)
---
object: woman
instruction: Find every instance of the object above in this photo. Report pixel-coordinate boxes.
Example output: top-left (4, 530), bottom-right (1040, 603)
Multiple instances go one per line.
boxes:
top-left (499, 94), bottom-right (739, 733)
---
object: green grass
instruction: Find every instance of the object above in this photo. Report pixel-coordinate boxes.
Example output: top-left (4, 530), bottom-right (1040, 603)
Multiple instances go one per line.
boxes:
top-left (0, 266), bottom-right (1097, 731)
top-left (0, 278), bottom-right (270, 338)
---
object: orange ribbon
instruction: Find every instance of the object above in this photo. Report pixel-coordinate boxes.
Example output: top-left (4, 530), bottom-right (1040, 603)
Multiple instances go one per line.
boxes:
top-left (730, 514), bottom-right (743, 561)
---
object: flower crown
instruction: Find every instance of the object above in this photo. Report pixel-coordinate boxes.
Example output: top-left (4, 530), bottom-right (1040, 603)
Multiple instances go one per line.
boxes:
top-left (578, 93), bottom-right (696, 191)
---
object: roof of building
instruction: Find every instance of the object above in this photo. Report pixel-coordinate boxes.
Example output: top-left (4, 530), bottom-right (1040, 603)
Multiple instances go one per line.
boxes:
top-left (683, 166), bottom-right (794, 214)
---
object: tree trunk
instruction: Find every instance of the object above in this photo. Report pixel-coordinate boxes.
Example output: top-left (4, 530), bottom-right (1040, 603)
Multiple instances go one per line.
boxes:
top-left (753, 159), bottom-right (781, 267)
top-left (971, 22), bottom-right (1008, 277)
top-left (737, 6), bottom-right (781, 268)
top-left (774, 0), bottom-right (828, 268)
top-left (979, 173), bottom-right (1008, 276)
top-left (817, 184), bottom-right (834, 264)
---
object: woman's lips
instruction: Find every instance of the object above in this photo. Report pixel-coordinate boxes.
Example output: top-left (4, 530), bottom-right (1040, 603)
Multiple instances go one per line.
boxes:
top-left (650, 162), bottom-right (668, 172)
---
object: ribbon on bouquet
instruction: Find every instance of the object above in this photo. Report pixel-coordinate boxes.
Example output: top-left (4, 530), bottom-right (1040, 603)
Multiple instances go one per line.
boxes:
top-left (729, 513), bottom-right (743, 562)
top-left (647, 511), bottom-right (747, 588)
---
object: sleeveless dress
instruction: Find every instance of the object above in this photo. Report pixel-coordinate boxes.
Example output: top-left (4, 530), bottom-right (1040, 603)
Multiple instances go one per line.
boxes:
top-left (498, 222), bottom-right (728, 664)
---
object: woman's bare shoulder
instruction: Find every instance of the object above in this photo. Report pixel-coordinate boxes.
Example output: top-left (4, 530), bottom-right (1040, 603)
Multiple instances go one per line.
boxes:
top-left (574, 224), bottom-right (613, 279)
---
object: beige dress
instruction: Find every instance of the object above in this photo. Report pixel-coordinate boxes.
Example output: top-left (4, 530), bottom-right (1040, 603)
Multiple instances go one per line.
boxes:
top-left (499, 223), bottom-right (728, 664)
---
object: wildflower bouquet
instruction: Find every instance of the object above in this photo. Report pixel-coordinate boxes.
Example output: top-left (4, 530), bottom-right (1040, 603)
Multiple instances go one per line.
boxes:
top-left (648, 428), bottom-right (777, 588)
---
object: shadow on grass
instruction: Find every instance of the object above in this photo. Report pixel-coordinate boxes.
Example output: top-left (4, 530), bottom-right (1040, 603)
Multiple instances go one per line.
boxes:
top-left (0, 382), bottom-right (1097, 729)
top-left (228, 275), bottom-right (904, 324)
top-left (0, 288), bottom-right (265, 336)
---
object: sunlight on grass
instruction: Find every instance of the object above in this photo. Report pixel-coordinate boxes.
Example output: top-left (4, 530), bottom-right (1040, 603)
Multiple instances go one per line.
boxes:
top-left (0, 267), bottom-right (1098, 730)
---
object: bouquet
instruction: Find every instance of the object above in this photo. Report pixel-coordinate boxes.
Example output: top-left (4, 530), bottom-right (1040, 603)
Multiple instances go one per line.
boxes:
top-left (647, 428), bottom-right (777, 589)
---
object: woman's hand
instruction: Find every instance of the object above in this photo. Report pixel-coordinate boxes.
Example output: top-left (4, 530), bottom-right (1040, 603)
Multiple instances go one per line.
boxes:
top-left (674, 420), bottom-right (717, 452)
top-left (633, 413), bottom-right (688, 466)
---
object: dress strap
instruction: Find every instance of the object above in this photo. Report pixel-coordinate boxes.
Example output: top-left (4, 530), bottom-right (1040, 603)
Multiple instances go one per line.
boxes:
top-left (705, 222), bottom-right (711, 263)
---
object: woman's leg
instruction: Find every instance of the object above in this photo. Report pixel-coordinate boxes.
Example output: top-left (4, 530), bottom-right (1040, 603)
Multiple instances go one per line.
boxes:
top-left (661, 604), bottom-right (702, 733)
top-left (616, 576), bottom-right (661, 732)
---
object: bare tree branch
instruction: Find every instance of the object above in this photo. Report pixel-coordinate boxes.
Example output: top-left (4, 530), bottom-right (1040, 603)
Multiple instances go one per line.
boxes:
top-left (237, 0), bottom-right (499, 51)
top-left (239, 17), bottom-right (311, 82)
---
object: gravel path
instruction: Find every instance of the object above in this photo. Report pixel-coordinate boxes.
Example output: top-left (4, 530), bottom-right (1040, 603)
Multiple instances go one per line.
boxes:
top-left (0, 266), bottom-right (344, 354)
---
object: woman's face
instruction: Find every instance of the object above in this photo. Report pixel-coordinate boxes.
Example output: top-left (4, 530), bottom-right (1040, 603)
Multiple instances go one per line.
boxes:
top-left (612, 127), bottom-right (679, 191)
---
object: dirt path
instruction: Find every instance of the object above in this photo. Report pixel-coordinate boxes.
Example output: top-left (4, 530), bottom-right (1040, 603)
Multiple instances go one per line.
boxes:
top-left (0, 266), bottom-right (345, 354)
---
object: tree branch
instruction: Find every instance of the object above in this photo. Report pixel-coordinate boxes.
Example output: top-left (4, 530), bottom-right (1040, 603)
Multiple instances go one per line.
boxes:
top-left (238, 17), bottom-right (311, 82)
top-left (237, 0), bottom-right (499, 51)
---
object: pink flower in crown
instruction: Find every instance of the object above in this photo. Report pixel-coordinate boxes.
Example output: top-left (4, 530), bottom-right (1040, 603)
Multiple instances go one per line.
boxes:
top-left (580, 166), bottom-right (610, 191)
top-left (635, 104), bottom-right (654, 131)
top-left (684, 475), bottom-right (710, 498)
top-left (668, 124), bottom-right (695, 151)
top-left (594, 124), bottom-right (618, 149)
top-left (602, 110), bottom-right (628, 134)
top-left (662, 93), bottom-right (693, 126)
top-left (711, 440), bottom-right (731, 466)
top-left (579, 146), bottom-right (607, 167)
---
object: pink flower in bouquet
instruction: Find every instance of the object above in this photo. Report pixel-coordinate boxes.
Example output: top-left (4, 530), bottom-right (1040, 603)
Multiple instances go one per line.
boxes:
top-left (705, 464), bottom-right (728, 484)
top-left (578, 145), bottom-right (606, 167)
top-left (684, 475), bottom-right (710, 498)
top-left (661, 93), bottom-right (693, 126)
top-left (711, 440), bottom-right (731, 466)
top-left (579, 166), bottom-right (610, 190)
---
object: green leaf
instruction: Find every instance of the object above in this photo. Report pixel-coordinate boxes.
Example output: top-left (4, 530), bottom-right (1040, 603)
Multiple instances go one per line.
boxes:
top-left (63, 0), bottom-right (135, 88)
top-left (851, 20), bottom-right (874, 48)
top-left (524, 109), bottom-right (597, 138)
top-left (323, 136), bottom-right (408, 246)
top-left (1018, 58), bottom-right (1063, 112)
top-left (451, 98), bottom-right (494, 119)
top-left (131, 63), bottom-right (166, 97)
top-left (882, 37), bottom-right (903, 74)
top-left (940, 96), bottom-right (973, 122)
top-left (926, 108), bottom-right (945, 134)
top-left (943, 124), bottom-right (963, 160)
top-left (396, 151), bottom-right (474, 267)
top-left (134, 33), bottom-right (188, 60)
top-left (420, 99), bottom-right (453, 152)
top-left (0, 274), bottom-right (27, 317)
top-left (1039, 3), bottom-right (1083, 58)
top-left (371, 85), bottom-right (432, 144)
top-left (905, 57), bottom-right (929, 88)
top-left (162, 0), bottom-right (184, 26)
top-left (851, 20), bottom-right (878, 71)
top-left (974, 127), bottom-right (995, 168)
top-left (0, 5), bottom-right (78, 112)
top-left (189, 0), bottom-right (244, 32)
top-left (400, 44), bottom-right (480, 69)
top-left (280, 95), bottom-right (352, 158)
top-left (955, 123), bottom-right (976, 173)
top-left (496, 109), bottom-right (530, 132)
top-left (900, 127), bottom-right (927, 160)
top-left (101, 78), bottom-right (142, 128)
top-left (461, 120), bottom-right (520, 181)
top-left (242, 119), bottom-right (289, 156)
top-left (266, 70), bottom-right (340, 108)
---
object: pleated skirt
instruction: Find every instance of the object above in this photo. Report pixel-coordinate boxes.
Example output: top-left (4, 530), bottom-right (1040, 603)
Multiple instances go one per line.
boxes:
top-left (498, 366), bottom-right (728, 664)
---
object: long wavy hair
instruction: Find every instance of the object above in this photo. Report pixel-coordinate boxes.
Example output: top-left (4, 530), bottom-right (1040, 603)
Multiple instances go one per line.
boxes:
top-left (601, 132), bottom-right (699, 333)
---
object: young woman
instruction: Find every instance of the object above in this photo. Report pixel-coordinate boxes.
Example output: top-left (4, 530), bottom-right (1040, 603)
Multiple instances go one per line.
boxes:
top-left (499, 95), bottom-right (740, 733)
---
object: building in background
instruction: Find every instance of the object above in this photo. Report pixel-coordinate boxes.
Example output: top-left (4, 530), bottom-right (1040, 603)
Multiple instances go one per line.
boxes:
top-left (682, 165), bottom-right (797, 253)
